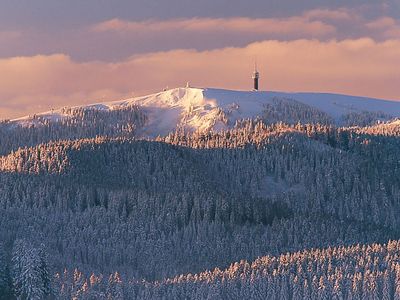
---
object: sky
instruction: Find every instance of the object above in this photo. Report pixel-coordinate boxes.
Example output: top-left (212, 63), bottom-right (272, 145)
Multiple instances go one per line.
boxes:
top-left (0, 0), bottom-right (400, 119)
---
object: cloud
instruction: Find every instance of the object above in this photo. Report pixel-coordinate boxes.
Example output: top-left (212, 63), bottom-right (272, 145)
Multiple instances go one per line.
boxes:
top-left (0, 30), bottom-right (22, 49)
top-left (366, 17), bottom-right (400, 38)
top-left (92, 17), bottom-right (336, 38)
top-left (83, 10), bottom-right (400, 60)
top-left (0, 30), bottom-right (21, 40)
top-left (0, 38), bottom-right (399, 120)
top-left (1, 8), bottom-right (399, 62)
top-left (366, 17), bottom-right (396, 30)
top-left (303, 8), bottom-right (354, 21)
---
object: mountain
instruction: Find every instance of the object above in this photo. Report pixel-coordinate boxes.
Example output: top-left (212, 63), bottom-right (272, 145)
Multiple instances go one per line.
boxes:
top-left (9, 87), bottom-right (400, 137)
top-left (1, 88), bottom-right (400, 299)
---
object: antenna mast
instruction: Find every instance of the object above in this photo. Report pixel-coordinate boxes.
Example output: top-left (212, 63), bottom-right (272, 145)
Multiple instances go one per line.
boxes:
top-left (252, 62), bottom-right (260, 91)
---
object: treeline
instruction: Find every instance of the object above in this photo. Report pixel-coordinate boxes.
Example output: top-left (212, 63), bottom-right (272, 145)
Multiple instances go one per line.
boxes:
top-left (0, 105), bottom-right (146, 156)
top-left (262, 97), bottom-right (334, 125)
top-left (353, 119), bottom-right (400, 136)
top-left (341, 111), bottom-right (394, 127)
top-left (51, 240), bottom-right (400, 299)
top-left (1, 96), bottom-right (394, 157)
top-left (261, 97), bottom-right (393, 127)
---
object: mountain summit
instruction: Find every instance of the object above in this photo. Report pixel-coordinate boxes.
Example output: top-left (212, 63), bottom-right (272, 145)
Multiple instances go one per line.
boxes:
top-left (10, 87), bottom-right (400, 136)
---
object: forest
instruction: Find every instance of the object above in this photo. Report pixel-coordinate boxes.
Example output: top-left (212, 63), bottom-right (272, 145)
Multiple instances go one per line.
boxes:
top-left (0, 100), bottom-right (399, 299)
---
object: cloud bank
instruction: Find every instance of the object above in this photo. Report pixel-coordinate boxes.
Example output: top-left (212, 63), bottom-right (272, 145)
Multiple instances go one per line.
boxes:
top-left (1, 38), bottom-right (399, 120)
top-left (2, 8), bottom-right (400, 61)
top-left (92, 16), bottom-right (336, 38)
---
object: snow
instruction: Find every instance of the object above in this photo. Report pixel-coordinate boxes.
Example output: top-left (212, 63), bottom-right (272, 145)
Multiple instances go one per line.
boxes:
top-left (9, 87), bottom-right (400, 136)
top-left (269, 91), bottom-right (400, 120)
top-left (386, 119), bottom-right (400, 125)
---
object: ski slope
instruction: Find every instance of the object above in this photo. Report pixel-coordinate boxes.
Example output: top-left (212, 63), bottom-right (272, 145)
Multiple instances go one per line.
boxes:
top-left (10, 87), bottom-right (400, 136)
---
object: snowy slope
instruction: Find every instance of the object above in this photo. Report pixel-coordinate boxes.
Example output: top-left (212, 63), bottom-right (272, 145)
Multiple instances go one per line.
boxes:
top-left (9, 87), bottom-right (400, 136)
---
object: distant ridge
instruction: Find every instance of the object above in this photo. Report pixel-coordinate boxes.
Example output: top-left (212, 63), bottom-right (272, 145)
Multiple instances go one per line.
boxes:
top-left (9, 87), bottom-right (400, 136)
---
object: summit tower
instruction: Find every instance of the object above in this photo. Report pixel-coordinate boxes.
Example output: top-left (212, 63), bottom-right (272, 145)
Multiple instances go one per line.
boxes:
top-left (252, 63), bottom-right (260, 91)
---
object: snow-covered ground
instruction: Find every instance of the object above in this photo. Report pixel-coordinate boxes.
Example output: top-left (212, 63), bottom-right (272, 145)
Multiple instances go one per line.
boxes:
top-left (9, 87), bottom-right (400, 136)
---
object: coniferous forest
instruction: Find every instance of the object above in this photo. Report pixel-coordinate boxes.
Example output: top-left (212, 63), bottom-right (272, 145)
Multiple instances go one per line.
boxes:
top-left (0, 102), bottom-right (400, 299)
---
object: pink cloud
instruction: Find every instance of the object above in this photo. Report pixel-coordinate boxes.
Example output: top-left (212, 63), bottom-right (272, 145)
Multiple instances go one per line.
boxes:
top-left (366, 17), bottom-right (400, 38)
top-left (304, 8), bottom-right (353, 21)
top-left (366, 17), bottom-right (397, 29)
top-left (0, 30), bottom-right (21, 41)
top-left (2, 9), bottom-right (398, 63)
top-left (92, 16), bottom-right (336, 38)
top-left (0, 38), bottom-right (399, 120)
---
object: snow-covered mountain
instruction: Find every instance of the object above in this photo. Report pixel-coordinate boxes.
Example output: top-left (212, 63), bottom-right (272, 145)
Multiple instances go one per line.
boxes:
top-left (3, 88), bottom-right (400, 299)
top-left (10, 87), bottom-right (400, 136)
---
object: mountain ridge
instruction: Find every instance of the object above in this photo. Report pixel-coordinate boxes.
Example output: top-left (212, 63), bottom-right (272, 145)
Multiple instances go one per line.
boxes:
top-left (8, 87), bottom-right (400, 137)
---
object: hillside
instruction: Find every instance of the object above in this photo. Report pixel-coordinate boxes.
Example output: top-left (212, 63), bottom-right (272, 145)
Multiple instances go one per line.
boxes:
top-left (8, 87), bottom-right (400, 136)
top-left (62, 240), bottom-right (400, 299)
top-left (1, 90), bottom-right (400, 299)
top-left (0, 123), bottom-right (399, 282)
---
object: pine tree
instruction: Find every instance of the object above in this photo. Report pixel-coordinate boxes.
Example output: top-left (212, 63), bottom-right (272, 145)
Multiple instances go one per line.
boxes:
top-left (106, 272), bottom-right (123, 300)
top-left (12, 240), bottom-right (49, 300)
top-left (394, 270), bottom-right (400, 300)
top-left (0, 243), bottom-right (12, 299)
top-left (38, 243), bottom-right (52, 297)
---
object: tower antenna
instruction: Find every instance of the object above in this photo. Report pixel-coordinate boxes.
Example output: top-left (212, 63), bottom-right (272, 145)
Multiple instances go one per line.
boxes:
top-left (252, 61), bottom-right (260, 91)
